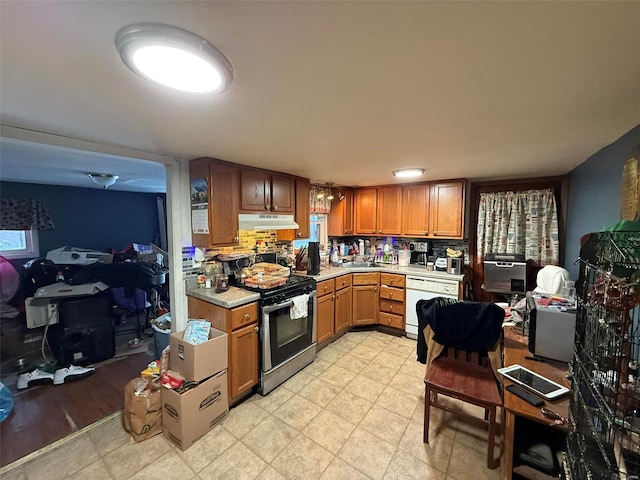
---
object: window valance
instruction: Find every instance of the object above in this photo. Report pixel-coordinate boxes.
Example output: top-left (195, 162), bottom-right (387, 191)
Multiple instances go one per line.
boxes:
top-left (0, 198), bottom-right (55, 231)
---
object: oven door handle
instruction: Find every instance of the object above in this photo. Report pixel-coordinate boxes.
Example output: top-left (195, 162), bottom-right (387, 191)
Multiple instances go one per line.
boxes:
top-left (262, 300), bottom-right (294, 314)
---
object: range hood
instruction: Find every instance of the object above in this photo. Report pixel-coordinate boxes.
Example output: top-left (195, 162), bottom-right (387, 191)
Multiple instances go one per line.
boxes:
top-left (238, 214), bottom-right (299, 231)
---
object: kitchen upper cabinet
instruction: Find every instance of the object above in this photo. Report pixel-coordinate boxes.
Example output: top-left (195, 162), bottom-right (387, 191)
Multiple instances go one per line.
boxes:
top-left (294, 178), bottom-right (310, 238)
top-left (430, 180), bottom-right (465, 238)
top-left (402, 183), bottom-right (431, 236)
top-left (377, 186), bottom-right (402, 235)
top-left (354, 188), bottom-right (378, 235)
top-left (276, 178), bottom-right (310, 241)
top-left (240, 168), bottom-right (294, 214)
top-left (190, 158), bottom-right (239, 248)
top-left (328, 187), bottom-right (354, 236)
top-left (354, 186), bottom-right (402, 235)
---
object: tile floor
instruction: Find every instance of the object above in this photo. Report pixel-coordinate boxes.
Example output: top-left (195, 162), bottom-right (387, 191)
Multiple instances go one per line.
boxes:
top-left (1, 330), bottom-right (502, 480)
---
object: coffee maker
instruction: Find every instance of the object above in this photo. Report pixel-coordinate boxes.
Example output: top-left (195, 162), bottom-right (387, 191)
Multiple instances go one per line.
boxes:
top-left (307, 242), bottom-right (321, 275)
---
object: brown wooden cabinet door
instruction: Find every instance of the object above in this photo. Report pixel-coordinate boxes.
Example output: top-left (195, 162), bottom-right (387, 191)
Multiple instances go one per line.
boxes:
top-left (316, 293), bottom-right (335, 344)
top-left (329, 187), bottom-right (355, 236)
top-left (230, 322), bottom-right (259, 399)
top-left (189, 158), bottom-right (239, 247)
top-left (352, 285), bottom-right (378, 325)
top-left (270, 174), bottom-right (295, 213)
top-left (377, 186), bottom-right (402, 235)
top-left (355, 188), bottom-right (378, 234)
top-left (334, 287), bottom-right (352, 334)
top-left (240, 168), bottom-right (271, 212)
top-left (402, 183), bottom-right (430, 236)
top-left (294, 178), bottom-right (310, 238)
top-left (430, 180), bottom-right (464, 238)
top-left (210, 162), bottom-right (240, 245)
top-left (342, 187), bottom-right (355, 235)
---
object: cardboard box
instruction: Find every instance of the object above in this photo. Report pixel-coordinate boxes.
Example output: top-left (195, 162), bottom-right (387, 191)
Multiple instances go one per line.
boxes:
top-left (162, 370), bottom-right (229, 451)
top-left (169, 326), bottom-right (228, 382)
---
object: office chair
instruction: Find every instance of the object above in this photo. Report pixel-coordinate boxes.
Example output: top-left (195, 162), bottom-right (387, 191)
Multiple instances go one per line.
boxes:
top-left (418, 297), bottom-right (505, 469)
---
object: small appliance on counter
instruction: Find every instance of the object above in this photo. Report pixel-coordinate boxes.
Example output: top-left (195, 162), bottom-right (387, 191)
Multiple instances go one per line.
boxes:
top-left (434, 257), bottom-right (448, 271)
top-left (447, 257), bottom-right (463, 275)
top-left (307, 242), bottom-right (321, 275)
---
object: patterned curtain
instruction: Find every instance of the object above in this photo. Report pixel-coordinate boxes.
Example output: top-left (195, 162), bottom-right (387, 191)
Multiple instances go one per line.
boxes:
top-left (309, 185), bottom-right (333, 214)
top-left (0, 198), bottom-right (55, 230)
top-left (476, 189), bottom-right (559, 266)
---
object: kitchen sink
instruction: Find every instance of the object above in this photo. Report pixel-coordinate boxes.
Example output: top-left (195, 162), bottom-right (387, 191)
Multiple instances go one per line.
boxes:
top-left (341, 261), bottom-right (376, 268)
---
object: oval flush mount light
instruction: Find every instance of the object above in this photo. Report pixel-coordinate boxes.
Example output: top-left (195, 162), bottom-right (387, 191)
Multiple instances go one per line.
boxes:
top-left (392, 168), bottom-right (425, 178)
top-left (88, 173), bottom-right (119, 188)
top-left (115, 23), bottom-right (234, 94)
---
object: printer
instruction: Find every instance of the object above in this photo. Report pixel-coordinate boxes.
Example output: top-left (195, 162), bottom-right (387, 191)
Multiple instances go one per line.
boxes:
top-left (46, 246), bottom-right (112, 265)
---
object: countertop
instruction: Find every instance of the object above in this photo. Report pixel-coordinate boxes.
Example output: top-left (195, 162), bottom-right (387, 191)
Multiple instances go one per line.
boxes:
top-left (299, 264), bottom-right (467, 283)
top-left (186, 264), bottom-right (466, 308)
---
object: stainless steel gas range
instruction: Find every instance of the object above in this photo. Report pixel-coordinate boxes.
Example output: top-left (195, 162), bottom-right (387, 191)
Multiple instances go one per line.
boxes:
top-left (235, 275), bottom-right (317, 395)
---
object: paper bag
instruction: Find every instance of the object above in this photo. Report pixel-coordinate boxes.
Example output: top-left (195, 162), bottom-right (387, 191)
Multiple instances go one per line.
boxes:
top-left (123, 377), bottom-right (162, 442)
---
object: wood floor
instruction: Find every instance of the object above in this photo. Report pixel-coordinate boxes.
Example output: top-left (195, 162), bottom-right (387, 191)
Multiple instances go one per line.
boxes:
top-left (0, 352), bottom-right (151, 468)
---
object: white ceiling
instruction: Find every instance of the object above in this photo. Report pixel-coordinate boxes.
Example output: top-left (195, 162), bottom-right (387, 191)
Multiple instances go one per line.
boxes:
top-left (1, 1), bottom-right (639, 193)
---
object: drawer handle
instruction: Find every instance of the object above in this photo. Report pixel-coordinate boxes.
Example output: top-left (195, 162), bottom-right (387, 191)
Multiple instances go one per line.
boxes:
top-left (244, 313), bottom-right (250, 320)
top-left (254, 326), bottom-right (259, 332)
top-left (389, 305), bottom-right (393, 310)
top-left (388, 292), bottom-right (393, 298)
top-left (323, 286), bottom-right (328, 292)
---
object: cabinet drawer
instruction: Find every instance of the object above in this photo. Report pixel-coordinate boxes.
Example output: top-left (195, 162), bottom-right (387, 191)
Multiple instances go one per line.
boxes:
top-left (335, 274), bottom-right (352, 290)
top-left (317, 279), bottom-right (335, 297)
top-left (352, 272), bottom-right (379, 286)
top-left (379, 312), bottom-right (404, 329)
top-left (230, 302), bottom-right (259, 330)
top-left (380, 299), bottom-right (404, 315)
top-left (379, 285), bottom-right (405, 302)
top-left (380, 273), bottom-right (405, 288)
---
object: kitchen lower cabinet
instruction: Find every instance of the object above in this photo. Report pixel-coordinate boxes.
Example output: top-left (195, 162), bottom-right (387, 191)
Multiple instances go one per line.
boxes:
top-left (334, 275), bottom-right (352, 334)
top-left (352, 272), bottom-right (379, 326)
top-left (187, 296), bottom-right (259, 402)
top-left (316, 278), bottom-right (335, 345)
top-left (379, 273), bottom-right (405, 330)
top-left (230, 321), bottom-right (259, 399)
top-left (189, 158), bottom-right (240, 247)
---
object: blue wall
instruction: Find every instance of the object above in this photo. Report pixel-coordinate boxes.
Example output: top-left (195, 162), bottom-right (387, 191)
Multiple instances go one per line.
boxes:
top-left (565, 124), bottom-right (640, 279)
top-left (1, 182), bottom-right (165, 259)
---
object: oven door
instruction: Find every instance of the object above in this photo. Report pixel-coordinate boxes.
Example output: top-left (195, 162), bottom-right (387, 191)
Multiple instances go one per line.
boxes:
top-left (261, 292), bottom-right (316, 372)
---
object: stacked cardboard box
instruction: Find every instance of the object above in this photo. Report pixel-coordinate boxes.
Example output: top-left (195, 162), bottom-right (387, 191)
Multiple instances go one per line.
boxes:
top-left (161, 326), bottom-right (229, 450)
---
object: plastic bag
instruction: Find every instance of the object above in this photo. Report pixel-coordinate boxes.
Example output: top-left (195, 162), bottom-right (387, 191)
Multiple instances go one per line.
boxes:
top-left (0, 381), bottom-right (14, 422)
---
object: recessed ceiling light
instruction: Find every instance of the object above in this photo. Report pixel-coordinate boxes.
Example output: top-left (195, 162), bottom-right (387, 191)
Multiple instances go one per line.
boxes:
top-left (115, 23), bottom-right (233, 94)
top-left (392, 168), bottom-right (425, 178)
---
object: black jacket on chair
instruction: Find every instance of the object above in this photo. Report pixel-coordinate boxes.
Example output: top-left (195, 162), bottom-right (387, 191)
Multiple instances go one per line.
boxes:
top-left (416, 297), bottom-right (504, 364)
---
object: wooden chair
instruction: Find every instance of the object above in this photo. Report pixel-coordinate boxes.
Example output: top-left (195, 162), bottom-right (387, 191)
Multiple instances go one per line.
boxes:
top-left (424, 345), bottom-right (502, 469)
top-left (417, 298), bottom-right (505, 470)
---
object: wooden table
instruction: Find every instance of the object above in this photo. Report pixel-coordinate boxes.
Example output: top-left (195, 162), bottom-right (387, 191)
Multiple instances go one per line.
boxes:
top-left (501, 327), bottom-right (571, 480)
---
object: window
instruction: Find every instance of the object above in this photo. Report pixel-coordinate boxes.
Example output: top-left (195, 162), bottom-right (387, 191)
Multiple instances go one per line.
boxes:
top-left (293, 214), bottom-right (328, 251)
top-left (0, 228), bottom-right (40, 259)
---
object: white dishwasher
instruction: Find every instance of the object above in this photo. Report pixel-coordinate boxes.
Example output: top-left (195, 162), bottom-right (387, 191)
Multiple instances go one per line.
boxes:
top-left (405, 276), bottom-right (460, 339)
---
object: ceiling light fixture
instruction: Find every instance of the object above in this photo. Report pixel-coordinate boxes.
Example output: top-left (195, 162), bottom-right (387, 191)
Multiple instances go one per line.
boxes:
top-left (392, 168), bottom-right (425, 178)
top-left (88, 173), bottom-right (119, 189)
top-left (115, 23), bottom-right (234, 94)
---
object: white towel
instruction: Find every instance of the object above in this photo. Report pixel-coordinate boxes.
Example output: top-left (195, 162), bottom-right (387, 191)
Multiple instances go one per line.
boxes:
top-left (290, 294), bottom-right (309, 320)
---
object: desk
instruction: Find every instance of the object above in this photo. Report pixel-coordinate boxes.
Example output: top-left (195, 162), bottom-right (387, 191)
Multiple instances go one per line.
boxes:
top-left (501, 327), bottom-right (571, 480)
